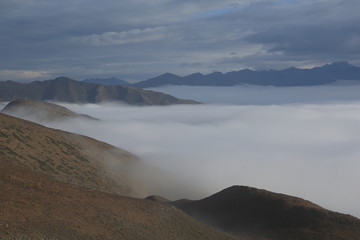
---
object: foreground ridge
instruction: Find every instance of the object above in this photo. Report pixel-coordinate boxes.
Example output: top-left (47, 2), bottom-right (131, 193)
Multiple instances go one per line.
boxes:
top-left (172, 185), bottom-right (360, 240)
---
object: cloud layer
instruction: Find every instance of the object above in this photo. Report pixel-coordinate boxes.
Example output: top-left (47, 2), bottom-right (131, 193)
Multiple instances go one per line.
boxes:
top-left (1, 0), bottom-right (360, 81)
top-left (8, 84), bottom-right (357, 219)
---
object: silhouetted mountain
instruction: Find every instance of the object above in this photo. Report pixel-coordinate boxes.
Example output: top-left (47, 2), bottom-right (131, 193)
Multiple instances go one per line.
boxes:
top-left (2, 99), bottom-right (98, 122)
top-left (83, 77), bottom-right (129, 85)
top-left (132, 73), bottom-right (182, 88)
top-left (133, 62), bottom-right (360, 87)
top-left (0, 77), bottom-right (198, 105)
top-left (172, 186), bottom-right (360, 240)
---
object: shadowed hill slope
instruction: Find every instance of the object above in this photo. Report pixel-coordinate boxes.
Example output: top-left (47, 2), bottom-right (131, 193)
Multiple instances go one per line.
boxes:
top-left (0, 113), bottom-right (235, 239)
top-left (172, 186), bottom-right (360, 240)
top-left (0, 112), bottom-right (139, 196)
top-left (0, 77), bottom-right (198, 105)
top-left (0, 159), bottom-right (236, 240)
top-left (2, 99), bottom-right (97, 122)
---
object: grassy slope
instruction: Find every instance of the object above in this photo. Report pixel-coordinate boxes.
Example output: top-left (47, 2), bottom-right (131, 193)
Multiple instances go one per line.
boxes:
top-left (0, 112), bottom-right (138, 196)
top-left (0, 113), bottom-right (235, 240)
top-left (0, 159), bottom-right (235, 240)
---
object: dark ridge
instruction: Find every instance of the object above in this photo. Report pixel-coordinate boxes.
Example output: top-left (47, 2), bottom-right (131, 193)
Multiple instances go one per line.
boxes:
top-left (132, 73), bottom-right (182, 88)
top-left (172, 185), bottom-right (360, 240)
top-left (0, 77), bottom-right (199, 105)
top-left (145, 195), bottom-right (170, 203)
top-left (83, 77), bottom-right (129, 86)
top-left (133, 61), bottom-right (360, 88)
top-left (1, 99), bottom-right (98, 121)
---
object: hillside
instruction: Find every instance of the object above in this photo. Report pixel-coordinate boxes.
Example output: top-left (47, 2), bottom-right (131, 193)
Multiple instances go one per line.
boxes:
top-left (0, 113), bottom-right (235, 239)
top-left (0, 159), bottom-right (235, 240)
top-left (133, 61), bottom-right (360, 87)
top-left (172, 186), bottom-right (360, 240)
top-left (0, 77), bottom-right (198, 105)
top-left (2, 99), bottom-right (97, 122)
top-left (0, 112), bottom-right (140, 196)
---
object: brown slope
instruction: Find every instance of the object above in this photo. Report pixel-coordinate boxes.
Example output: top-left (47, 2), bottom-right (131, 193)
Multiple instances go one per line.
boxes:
top-left (0, 77), bottom-right (199, 105)
top-left (172, 186), bottom-right (360, 240)
top-left (0, 112), bottom-right (139, 196)
top-left (0, 159), bottom-right (236, 240)
top-left (2, 99), bottom-right (97, 122)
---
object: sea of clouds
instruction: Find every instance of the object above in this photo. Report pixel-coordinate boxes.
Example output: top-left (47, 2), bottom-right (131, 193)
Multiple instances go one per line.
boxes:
top-left (9, 83), bottom-right (360, 217)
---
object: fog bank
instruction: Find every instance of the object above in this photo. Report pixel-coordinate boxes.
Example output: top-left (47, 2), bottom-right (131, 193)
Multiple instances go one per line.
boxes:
top-left (46, 101), bottom-right (360, 218)
top-left (4, 84), bottom-right (360, 218)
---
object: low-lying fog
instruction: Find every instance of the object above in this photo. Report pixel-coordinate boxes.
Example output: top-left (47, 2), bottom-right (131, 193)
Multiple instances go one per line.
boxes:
top-left (11, 84), bottom-right (360, 218)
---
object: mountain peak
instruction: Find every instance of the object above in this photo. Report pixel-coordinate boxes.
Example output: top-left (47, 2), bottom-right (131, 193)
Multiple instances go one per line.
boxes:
top-left (186, 73), bottom-right (204, 77)
top-left (330, 61), bottom-right (352, 67)
top-left (53, 76), bottom-right (75, 82)
top-left (161, 72), bottom-right (180, 78)
top-left (83, 77), bottom-right (129, 86)
top-left (322, 61), bottom-right (354, 69)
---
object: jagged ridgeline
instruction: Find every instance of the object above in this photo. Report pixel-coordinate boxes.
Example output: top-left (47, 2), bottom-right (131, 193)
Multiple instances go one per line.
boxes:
top-left (133, 61), bottom-right (360, 88)
top-left (0, 77), bottom-right (198, 105)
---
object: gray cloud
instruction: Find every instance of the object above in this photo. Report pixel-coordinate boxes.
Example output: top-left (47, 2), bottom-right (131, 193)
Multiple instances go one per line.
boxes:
top-left (1, 0), bottom-right (359, 81)
top-left (74, 27), bottom-right (168, 46)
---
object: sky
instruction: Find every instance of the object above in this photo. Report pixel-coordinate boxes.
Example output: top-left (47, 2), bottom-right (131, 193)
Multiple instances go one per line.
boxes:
top-left (1, 0), bottom-right (360, 82)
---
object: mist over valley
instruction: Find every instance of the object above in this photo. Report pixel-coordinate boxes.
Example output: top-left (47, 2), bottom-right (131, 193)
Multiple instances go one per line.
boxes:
top-left (3, 0), bottom-right (360, 238)
top-left (6, 84), bottom-right (360, 219)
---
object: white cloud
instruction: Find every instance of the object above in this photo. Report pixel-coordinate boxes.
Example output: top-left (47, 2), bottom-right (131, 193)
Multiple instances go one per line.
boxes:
top-left (74, 27), bottom-right (167, 46)
top-left (0, 70), bottom-right (49, 81)
top-left (53, 102), bottom-right (360, 219)
top-left (6, 84), bottom-right (356, 219)
top-left (6, 85), bottom-right (360, 218)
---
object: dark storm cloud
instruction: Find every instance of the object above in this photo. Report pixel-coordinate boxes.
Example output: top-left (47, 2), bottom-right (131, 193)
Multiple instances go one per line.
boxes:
top-left (0, 0), bottom-right (359, 81)
top-left (243, 1), bottom-right (360, 57)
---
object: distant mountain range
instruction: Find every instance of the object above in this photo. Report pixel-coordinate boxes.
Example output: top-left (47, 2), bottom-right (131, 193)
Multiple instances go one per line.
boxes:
top-left (132, 61), bottom-right (360, 88)
top-left (0, 77), bottom-right (198, 105)
top-left (83, 77), bottom-right (129, 86)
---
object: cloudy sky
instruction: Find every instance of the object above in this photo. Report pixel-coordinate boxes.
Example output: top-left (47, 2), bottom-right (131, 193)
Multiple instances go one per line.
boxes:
top-left (1, 0), bottom-right (360, 81)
